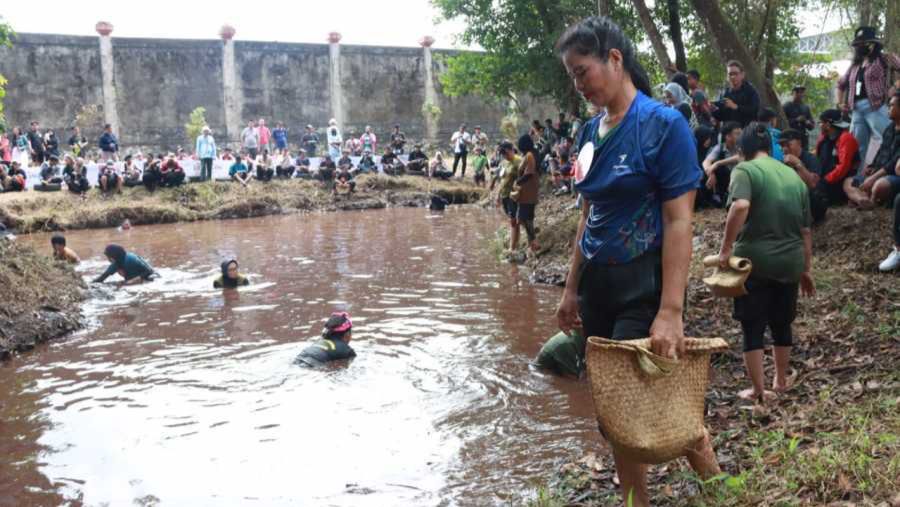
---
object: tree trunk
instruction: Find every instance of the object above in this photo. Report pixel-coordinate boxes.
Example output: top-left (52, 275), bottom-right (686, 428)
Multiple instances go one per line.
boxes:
top-left (763, 0), bottom-right (779, 83)
top-left (857, 0), bottom-right (873, 27)
top-left (632, 0), bottom-right (676, 78)
top-left (667, 0), bottom-right (688, 72)
top-left (598, 0), bottom-right (611, 17)
top-left (687, 0), bottom-right (787, 124)
top-left (886, 0), bottom-right (899, 57)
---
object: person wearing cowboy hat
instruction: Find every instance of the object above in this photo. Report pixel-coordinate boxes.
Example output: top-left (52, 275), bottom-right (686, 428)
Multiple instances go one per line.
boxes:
top-left (782, 85), bottom-right (815, 151)
top-left (815, 109), bottom-right (860, 206)
top-left (294, 312), bottom-right (356, 367)
top-left (837, 26), bottom-right (900, 165)
top-left (195, 125), bottom-right (217, 181)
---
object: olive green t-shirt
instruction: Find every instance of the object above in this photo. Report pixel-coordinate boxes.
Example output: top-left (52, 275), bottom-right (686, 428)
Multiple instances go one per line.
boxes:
top-left (728, 156), bottom-right (811, 284)
top-left (498, 154), bottom-right (522, 199)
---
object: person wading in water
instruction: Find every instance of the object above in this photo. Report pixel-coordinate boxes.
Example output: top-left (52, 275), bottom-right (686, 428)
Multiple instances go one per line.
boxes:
top-left (554, 16), bottom-right (721, 506)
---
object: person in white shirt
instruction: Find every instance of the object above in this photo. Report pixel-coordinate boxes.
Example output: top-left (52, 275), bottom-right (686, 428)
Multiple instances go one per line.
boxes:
top-left (450, 123), bottom-right (472, 178)
top-left (327, 119), bottom-right (343, 160)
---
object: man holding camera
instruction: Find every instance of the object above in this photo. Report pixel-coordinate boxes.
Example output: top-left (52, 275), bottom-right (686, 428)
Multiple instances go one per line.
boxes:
top-left (712, 60), bottom-right (760, 128)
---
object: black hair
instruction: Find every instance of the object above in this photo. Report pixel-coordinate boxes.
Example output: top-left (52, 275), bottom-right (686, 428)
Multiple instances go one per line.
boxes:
top-left (555, 16), bottom-right (653, 98)
top-left (517, 134), bottom-right (538, 162)
top-left (693, 125), bottom-right (716, 160)
top-left (322, 313), bottom-right (351, 341)
top-left (726, 60), bottom-right (744, 72)
top-left (721, 121), bottom-right (743, 137)
top-left (738, 122), bottom-right (772, 157)
top-left (757, 108), bottom-right (777, 122)
top-left (671, 72), bottom-right (690, 95)
top-left (687, 69), bottom-right (701, 80)
top-left (51, 234), bottom-right (66, 246)
top-left (104, 244), bottom-right (127, 264)
top-left (498, 141), bottom-right (515, 154)
top-left (853, 42), bottom-right (883, 65)
top-left (220, 259), bottom-right (240, 288)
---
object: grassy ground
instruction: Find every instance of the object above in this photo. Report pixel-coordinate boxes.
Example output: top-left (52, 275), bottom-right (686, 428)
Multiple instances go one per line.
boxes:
top-left (0, 174), bottom-right (486, 234)
top-left (515, 193), bottom-right (900, 506)
top-left (0, 240), bottom-right (86, 359)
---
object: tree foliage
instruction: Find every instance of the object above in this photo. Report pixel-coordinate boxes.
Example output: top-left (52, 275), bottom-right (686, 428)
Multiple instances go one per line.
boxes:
top-left (185, 107), bottom-right (208, 144)
top-left (0, 17), bottom-right (15, 133)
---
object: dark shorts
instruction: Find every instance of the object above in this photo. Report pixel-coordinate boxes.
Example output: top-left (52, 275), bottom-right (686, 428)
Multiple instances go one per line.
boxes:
top-left (733, 276), bottom-right (798, 352)
top-left (502, 197), bottom-right (518, 220)
top-left (577, 249), bottom-right (662, 341)
top-left (516, 202), bottom-right (536, 222)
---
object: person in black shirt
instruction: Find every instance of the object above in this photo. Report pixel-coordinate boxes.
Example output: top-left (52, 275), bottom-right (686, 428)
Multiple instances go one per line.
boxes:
top-left (854, 92), bottom-right (900, 205)
top-left (27, 121), bottom-right (45, 165)
top-left (318, 154), bottom-right (336, 190)
top-left (712, 60), bottom-right (760, 127)
top-left (389, 125), bottom-right (406, 154)
top-left (63, 156), bottom-right (90, 194)
top-left (381, 146), bottom-right (404, 175)
top-left (294, 312), bottom-right (356, 367)
top-left (779, 129), bottom-right (828, 223)
top-left (301, 125), bottom-right (319, 157)
top-left (68, 126), bottom-right (88, 157)
top-left (782, 85), bottom-right (815, 150)
top-left (407, 143), bottom-right (428, 175)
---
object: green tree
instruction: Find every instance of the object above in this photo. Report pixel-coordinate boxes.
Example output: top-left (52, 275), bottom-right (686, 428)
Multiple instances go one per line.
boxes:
top-left (0, 17), bottom-right (15, 133)
top-left (185, 107), bottom-right (207, 145)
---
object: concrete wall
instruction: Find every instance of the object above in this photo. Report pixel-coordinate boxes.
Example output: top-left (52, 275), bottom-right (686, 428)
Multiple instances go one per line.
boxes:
top-left (0, 32), bottom-right (553, 153)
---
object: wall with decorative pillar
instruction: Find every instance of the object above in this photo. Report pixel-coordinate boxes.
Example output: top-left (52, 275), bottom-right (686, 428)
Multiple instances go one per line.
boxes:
top-left (0, 28), bottom-right (555, 151)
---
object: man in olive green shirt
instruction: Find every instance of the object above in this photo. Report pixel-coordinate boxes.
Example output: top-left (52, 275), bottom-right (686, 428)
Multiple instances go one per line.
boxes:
top-left (717, 123), bottom-right (814, 404)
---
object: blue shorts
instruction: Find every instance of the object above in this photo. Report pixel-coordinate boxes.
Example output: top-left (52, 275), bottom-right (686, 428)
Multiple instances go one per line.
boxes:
top-left (852, 174), bottom-right (900, 195)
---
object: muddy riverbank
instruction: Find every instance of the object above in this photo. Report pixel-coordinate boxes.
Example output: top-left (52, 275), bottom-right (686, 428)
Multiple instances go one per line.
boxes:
top-left (0, 240), bottom-right (86, 360)
top-left (519, 194), bottom-right (900, 506)
top-left (0, 175), bottom-right (486, 234)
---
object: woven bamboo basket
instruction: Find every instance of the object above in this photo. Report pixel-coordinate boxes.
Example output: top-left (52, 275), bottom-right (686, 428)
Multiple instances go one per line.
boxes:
top-left (702, 255), bottom-right (753, 298)
top-left (585, 336), bottom-right (729, 464)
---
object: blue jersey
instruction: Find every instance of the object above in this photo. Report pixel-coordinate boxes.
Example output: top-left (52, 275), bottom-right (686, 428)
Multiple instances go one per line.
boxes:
top-left (573, 92), bottom-right (701, 265)
top-left (273, 128), bottom-right (288, 148)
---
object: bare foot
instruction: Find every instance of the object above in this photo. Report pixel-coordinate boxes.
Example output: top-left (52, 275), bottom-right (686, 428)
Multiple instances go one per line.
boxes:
top-left (858, 199), bottom-right (876, 210)
top-left (738, 388), bottom-right (777, 402)
top-left (685, 428), bottom-right (721, 479)
top-left (773, 370), bottom-right (798, 393)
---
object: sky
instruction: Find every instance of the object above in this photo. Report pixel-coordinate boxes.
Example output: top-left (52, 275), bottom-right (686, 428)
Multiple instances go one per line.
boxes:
top-left (3, 0), bottom-right (473, 49)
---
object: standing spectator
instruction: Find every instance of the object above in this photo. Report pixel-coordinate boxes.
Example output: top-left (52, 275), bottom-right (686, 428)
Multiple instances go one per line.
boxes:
top-left (68, 126), bottom-right (88, 158)
top-left (11, 127), bottom-right (30, 165)
top-left (450, 124), bottom-right (471, 178)
top-left (360, 126), bottom-right (377, 154)
top-left (27, 121), bottom-right (45, 166)
top-left (472, 147), bottom-right (489, 187)
top-left (779, 129), bottom-right (829, 223)
top-left (301, 125), bottom-right (319, 157)
top-left (712, 60), bottom-right (760, 127)
top-left (687, 69), bottom-right (713, 126)
top-left (816, 109), bottom-right (860, 206)
top-left (241, 120), bottom-right (260, 159)
top-left (98, 124), bottom-right (119, 162)
top-left (0, 129), bottom-right (9, 165)
top-left (782, 85), bottom-right (815, 150)
top-left (272, 122), bottom-right (288, 155)
top-left (344, 130), bottom-right (362, 156)
top-left (846, 91), bottom-right (900, 209)
top-left (390, 125), bottom-right (407, 154)
top-left (327, 119), bottom-right (343, 160)
top-left (513, 134), bottom-right (541, 253)
top-left (195, 126), bottom-right (217, 181)
top-left (44, 129), bottom-right (60, 159)
top-left (472, 125), bottom-right (489, 153)
top-left (837, 26), bottom-right (900, 164)
top-left (717, 122), bottom-right (814, 402)
top-left (556, 113), bottom-right (571, 140)
top-left (257, 118), bottom-right (272, 153)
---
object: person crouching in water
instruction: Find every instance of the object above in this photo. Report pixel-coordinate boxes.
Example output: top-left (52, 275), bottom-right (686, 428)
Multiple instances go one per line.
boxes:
top-left (92, 244), bottom-right (158, 286)
top-left (294, 312), bottom-right (357, 367)
top-left (51, 234), bottom-right (80, 264)
top-left (717, 122), bottom-right (815, 403)
top-left (214, 259), bottom-right (250, 288)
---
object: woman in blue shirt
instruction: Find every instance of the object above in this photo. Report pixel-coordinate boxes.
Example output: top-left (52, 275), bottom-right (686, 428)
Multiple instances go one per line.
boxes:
top-left (554, 17), bottom-right (719, 506)
top-left (93, 244), bottom-right (157, 286)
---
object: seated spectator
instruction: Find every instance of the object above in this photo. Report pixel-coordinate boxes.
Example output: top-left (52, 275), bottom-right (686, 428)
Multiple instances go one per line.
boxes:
top-left (36, 155), bottom-right (64, 191)
top-left (221, 147), bottom-right (235, 161)
top-left (846, 91), bottom-right (900, 210)
top-left (63, 156), bottom-right (90, 194)
top-left (407, 143), bottom-right (428, 175)
top-left (335, 165), bottom-right (356, 194)
top-left (778, 129), bottom-right (829, 223)
top-left (879, 161), bottom-right (900, 272)
top-left (98, 160), bottom-right (122, 193)
top-left (318, 154), bottom-right (336, 189)
top-left (335, 173), bottom-right (353, 197)
top-left (663, 82), bottom-right (693, 123)
top-left (816, 109), bottom-right (860, 206)
top-left (275, 152), bottom-right (295, 179)
top-left (381, 146), bottom-right (404, 176)
top-left (255, 149), bottom-right (275, 182)
top-left (159, 155), bottom-right (186, 187)
top-left (472, 147), bottom-right (488, 187)
top-left (701, 121), bottom-right (742, 208)
top-left (694, 125), bottom-right (717, 163)
top-left (51, 234), bottom-right (80, 264)
top-left (757, 108), bottom-right (784, 161)
top-left (358, 150), bottom-right (376, 174)
top-left (295, 150), bottom-right (312, 179)
top-left (122, 155), bottom-right (143, 187)
top-left (337, 149), bottom-right (354, 172)
top-left (0, 162), bottom-right (25, 192)
top-left (142, 155), bottom-right (162, 191)
top-left (344, 130), bottom-right (362, 156)
top-left (176, 147), bottom-right (190, 161)
top-left (717, 122), bottom-right (814, 402)
top-left (429, 152), bottom-right (451, 180)
top-left (229, 153), bottom-right (252, 187)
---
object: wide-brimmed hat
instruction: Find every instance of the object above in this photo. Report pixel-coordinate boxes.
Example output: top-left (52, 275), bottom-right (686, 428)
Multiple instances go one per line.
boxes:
top-left (820, 109), bottom-right (851, 129)
top-left (791, 84), bottom-right (806, 92)
top-left (852, 26), bottom-right (879, 46)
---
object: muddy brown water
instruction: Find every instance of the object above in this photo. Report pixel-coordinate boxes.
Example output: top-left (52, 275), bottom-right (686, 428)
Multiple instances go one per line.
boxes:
top-left (2, 207), bottom-right (601, 506)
